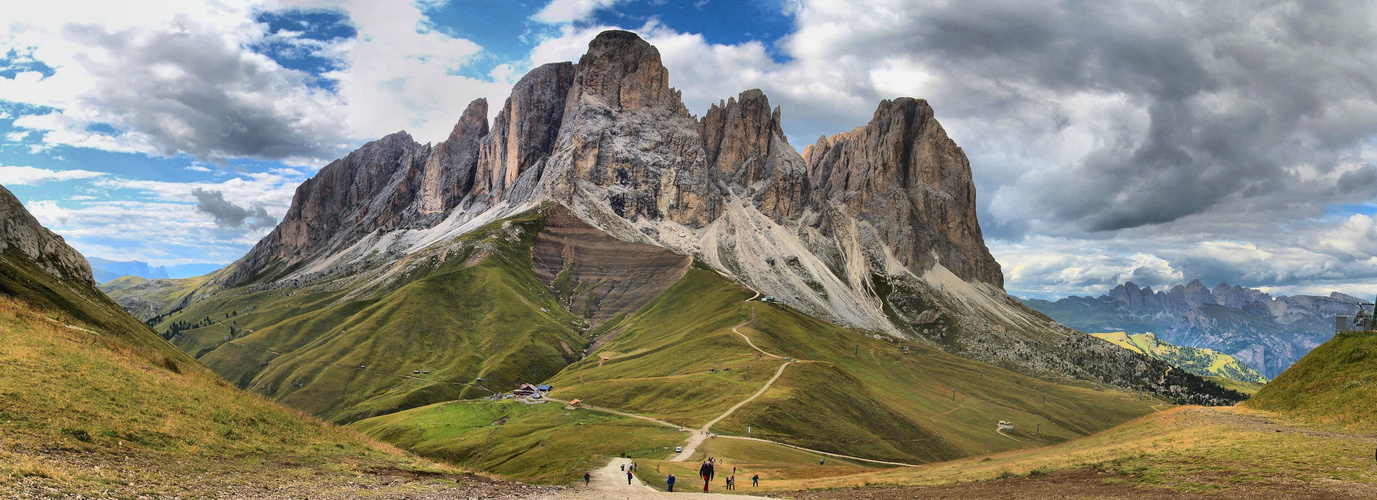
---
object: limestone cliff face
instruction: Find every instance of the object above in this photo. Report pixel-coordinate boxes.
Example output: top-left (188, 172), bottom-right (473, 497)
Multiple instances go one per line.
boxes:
top-left (228, 132), bottom-right (431, 285)
top-left (571, 30), bottom-right (687, 114)
top-left (542, 31), bottom-right (717, 227)
top-left (419, 99), bottom-right (488, 215)
top-left (699, 90), bottom-right (809, 221)
top-left (804, 99), bottom-right (1002, 287)
top-left (0, 184), bottom-right (94, 286)
top-left (472, 63), bottom-right (575, 201)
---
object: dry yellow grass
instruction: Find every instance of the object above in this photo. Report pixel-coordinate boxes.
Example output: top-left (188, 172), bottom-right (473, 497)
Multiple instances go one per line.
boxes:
top-left (711, 405), bottom-right (1377, 494)
top-left (0, 294), bottom-right (468, 496)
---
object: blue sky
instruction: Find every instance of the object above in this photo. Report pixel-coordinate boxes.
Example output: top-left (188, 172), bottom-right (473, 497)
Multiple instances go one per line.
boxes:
top-left (6, 0), bottom-right (1377, 300)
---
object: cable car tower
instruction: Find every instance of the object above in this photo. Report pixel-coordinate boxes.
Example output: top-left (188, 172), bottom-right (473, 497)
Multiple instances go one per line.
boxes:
top-left (1336, 298), bottom-right (1377, 333)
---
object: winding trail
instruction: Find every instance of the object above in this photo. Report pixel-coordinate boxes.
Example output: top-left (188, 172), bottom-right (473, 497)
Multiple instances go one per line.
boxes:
top-left (669, 361), bottom-right (791, 462)
top-left (731, 305), bottom-right (780, 360)
top-left (928, 403), bottom-right (967, 421)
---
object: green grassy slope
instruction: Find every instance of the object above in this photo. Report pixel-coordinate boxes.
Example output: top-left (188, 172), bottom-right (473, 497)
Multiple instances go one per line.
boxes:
top-left (351, 399), bottom-right (683, 483)
top-left (0, 246), bottom-right (191, 367)
top-left (715, 300), bottom-right (1156, 462)
top-left (0, 242), bottom-right (442, 494)
top-left (361, 266), bottom-right (1158, 479)
top-left (1093, 332), bottom-right (1267, 384)
top-left (156, 207), bottom-right (588, 424)
top-left (1249, 332), bottom-right (1377, 428)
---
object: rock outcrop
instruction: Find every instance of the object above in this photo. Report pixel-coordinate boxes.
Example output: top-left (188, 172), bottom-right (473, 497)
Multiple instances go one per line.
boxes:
top-left (472, 63), bottom-right (575, 201)
top-left (804, 98), bottom-right (1002, 287)
top-left (0, 184), bottom-right (94, 286)
top-left (419, 98), bottom-right (488, 215)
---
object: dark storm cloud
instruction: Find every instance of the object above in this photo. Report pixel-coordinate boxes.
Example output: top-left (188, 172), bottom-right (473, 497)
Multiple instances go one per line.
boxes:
top-left (62, 21), bottom-right (350, 163)
top-left (855, 0), bottom-right (1377, 235)
top-left (192, 188), bottom-right (276, 229)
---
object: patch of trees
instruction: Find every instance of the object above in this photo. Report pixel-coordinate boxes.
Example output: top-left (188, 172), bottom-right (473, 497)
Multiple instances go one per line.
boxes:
top-left (163, 316), bottom-right (214, 340)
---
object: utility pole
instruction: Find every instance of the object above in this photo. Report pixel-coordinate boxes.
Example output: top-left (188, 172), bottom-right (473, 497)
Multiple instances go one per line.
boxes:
top-left (1036, 423), bottom-right (1041, 436)
top-left (854, 344), bottom-right (859, 357)
top-left (952, 387), bottom-right (957, 401)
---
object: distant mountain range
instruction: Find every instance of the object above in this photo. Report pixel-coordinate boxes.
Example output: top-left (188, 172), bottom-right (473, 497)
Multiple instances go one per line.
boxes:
top-left (86, 257), bottom-right (221, 282)
top-left (1024, 280), bottom-right (1365, 378)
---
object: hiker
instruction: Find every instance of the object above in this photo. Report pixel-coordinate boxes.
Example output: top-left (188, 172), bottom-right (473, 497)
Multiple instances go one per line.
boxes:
top-left (752, 473), bottom-right (759, 487)
top-left (727, 475), bottom-right (735, 490)
top-left (620, 463), bottom-right (625, 471)
top-left (667, 473), bottom-right (676, 492)
top-left (627, 469), bottom-right (633, 485)
top-left (584, 472), bottom-right (590, 486)
top-left (700, 460), bottom-right (710, 492)
top-left (820, 457), bottom-right (825, 465)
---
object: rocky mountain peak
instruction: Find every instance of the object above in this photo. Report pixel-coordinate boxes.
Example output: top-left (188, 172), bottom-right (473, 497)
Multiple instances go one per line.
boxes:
top-left (1182, 279), bottom-right (1216, 308)
top-left (450, 98), bottom-right (489, 139)
top-left (573, 30), bottom-right (686, 115)
top-left (0, 184), bottom-right (94, 286)
top-left (804, 97), bottom-right (1002, 287)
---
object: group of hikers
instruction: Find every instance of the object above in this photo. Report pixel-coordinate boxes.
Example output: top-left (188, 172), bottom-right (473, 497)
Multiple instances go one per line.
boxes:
top-left (691, 457), bottom-right (757, 492)
top-left (582, 456), bottom-right (760, 493)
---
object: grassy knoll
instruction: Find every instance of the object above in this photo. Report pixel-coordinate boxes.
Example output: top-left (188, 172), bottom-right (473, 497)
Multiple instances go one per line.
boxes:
top-left (1250, 332), bottom-right (1377, 428)
top-left (351, 399), bottom-right (684, 484)
top-left (155, 207), bottom-right (588, 424)
top-left (1093, 331), bottom-right (1267, 385)
top-left (750, 405), bottom-right (1377, 495)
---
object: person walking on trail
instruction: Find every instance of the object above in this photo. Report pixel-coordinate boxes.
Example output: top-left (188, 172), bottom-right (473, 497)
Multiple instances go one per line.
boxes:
top-left (584, 472), bottom-right (590, 486)
top-left (699, 460), bottom-right (712, 492)
top-left (627, 469), bottom-right (633, 485)
top-left (667, 473), bottom-right (676, 492)
top-left (752, 473), bottom-right (759, 487)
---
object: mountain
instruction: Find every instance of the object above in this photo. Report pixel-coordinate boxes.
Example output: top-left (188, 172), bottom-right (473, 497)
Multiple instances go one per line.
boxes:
top-left (1025, 280), bottom-right (1362, 378)
top-left (86, 257), bottom-right (223, 283)
top-left (0, 184), bottom-right (492, 496)
top-left (86, 256), bottom-right (169, 282)
top-left (109, 30), bottom-right (1240, 475)
top-left (1091, 332), bottom-right (1267, 386)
